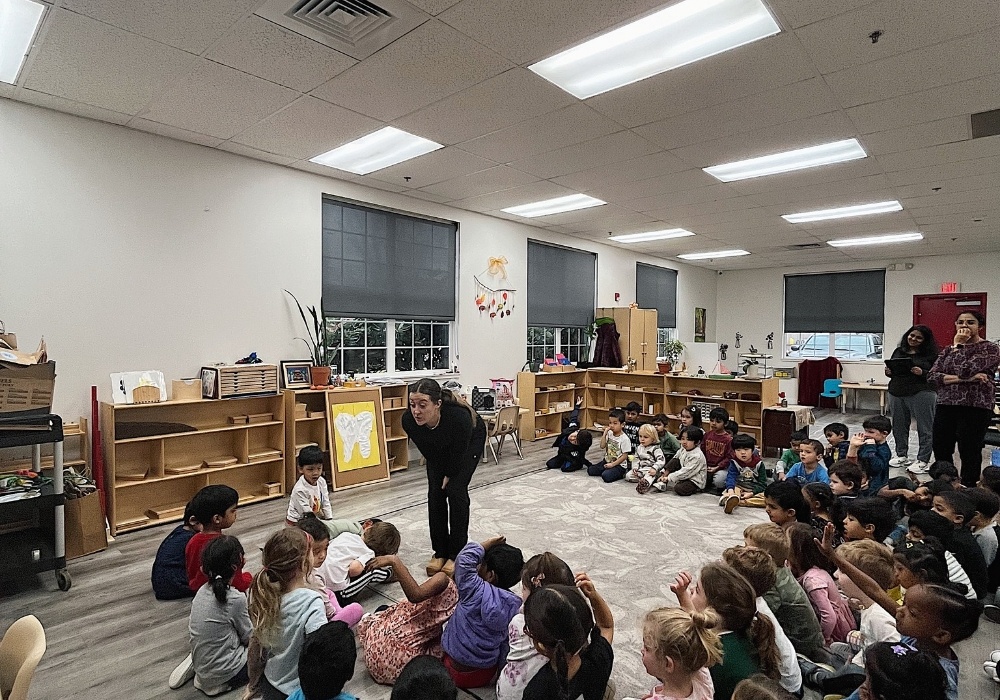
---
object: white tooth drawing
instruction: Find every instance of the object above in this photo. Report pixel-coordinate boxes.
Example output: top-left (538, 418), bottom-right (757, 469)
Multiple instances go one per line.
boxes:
top-left (334, 411), bottom-right (375, 461)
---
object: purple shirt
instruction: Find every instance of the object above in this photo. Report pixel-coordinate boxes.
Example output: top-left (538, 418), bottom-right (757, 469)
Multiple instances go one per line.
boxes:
top-left (442, 542), bottom-right (522, 670)
top-left (929, 341), bottom-right (1000, 410)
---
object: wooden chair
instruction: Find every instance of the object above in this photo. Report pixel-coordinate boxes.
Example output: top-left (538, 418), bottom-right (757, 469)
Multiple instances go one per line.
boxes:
top-left (486, 404), bottom-right (523, 464)
top-left (0, 615), bottom-right (46, 700)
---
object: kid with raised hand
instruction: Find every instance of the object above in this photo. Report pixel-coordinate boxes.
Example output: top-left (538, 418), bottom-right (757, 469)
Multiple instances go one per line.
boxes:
top-left (625, 607), bottom-right (723, 700)
top-left (846, 416), bottom-right (892, 496)
top-left (546, 396), bottom-right (593, 472)
top-left (627, 424), bottom-right (666, 494)
top-left (587, 408), bottom-right (631, 483)
top-left (522, 574), bottom-right (614, 700)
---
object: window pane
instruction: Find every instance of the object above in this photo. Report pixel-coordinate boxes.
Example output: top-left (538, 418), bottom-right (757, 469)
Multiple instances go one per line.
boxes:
top-left (342, 320), bottom-right (365, 347)
top-left (395, 348), bottom-right (413, 372)
top-left (414, 348), bottom-right (430, 370)
top-left (784, 332), bottom-right (883, 360)
top-left (413, 323), bottom-right (431, 347)
top-left (529, 347), bottom-right (545, 364)
top-left (343, 349), bottom-right (365, 374)
top-left (432, 347), bottom-right (449, 369)
top-left (527, 327), bottom-right (540, 344)
top-left (432, 323), bottom-right (448, 346)
top-left (367, 322), bottom-right (386, 346)
top-left (327, 349), bottom-right (342, 374)
top-left (367, 349), bottom-right (387, 372)
top-left (543, 327), bottom-right (555, 344)
top-left (396, 321), bottom-right (413, 347)
top-left (559, 328), bottom-right (569, 345)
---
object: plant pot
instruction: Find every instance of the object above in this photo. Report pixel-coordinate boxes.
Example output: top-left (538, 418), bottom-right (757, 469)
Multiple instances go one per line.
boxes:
top-left (657, 361), bottom-right (672, 374)
top-left (744, 364), bottom-right (761, 380)
top-left (310, 366), bottom-right (331, 387)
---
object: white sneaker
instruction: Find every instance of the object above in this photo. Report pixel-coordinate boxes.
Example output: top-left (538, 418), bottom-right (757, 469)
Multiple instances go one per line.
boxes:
top-left (194, 676), bottom-right (231, 697)
top-left (909, 460), bottom-right (929, 474)
top-left (889, 456), bottom-right (912, 467)
top-left (168, 654), bottom-right (194, 689)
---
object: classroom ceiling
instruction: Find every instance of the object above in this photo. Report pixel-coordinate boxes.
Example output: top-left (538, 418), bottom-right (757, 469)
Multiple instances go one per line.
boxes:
top-left (4, 0), bottom-right (1000, 270)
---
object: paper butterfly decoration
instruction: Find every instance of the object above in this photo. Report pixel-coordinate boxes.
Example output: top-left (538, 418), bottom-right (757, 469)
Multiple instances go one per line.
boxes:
top-left (334, 411), bottom-right (374, 461)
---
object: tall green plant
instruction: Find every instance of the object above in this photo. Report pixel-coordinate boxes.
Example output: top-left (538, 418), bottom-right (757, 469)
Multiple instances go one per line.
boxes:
top-left (284, 289), bottom-right (332, 366)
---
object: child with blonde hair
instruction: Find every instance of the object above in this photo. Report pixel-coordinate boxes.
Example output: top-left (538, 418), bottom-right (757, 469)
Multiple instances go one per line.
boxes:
top-left (626, 607), bottom-right (723, 700)
top-left (626, 424), bottom-right (667, 494)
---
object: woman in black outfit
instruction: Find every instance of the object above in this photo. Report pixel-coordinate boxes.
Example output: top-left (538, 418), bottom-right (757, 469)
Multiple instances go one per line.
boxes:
top-left (883, 325), bottom-right (939, 474)
top-left (402, 378), bottom-right (486, 578)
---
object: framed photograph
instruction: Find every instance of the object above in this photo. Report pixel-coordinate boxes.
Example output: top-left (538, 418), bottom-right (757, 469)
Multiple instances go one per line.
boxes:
top-left (280, 360), bottom-right (314, 389)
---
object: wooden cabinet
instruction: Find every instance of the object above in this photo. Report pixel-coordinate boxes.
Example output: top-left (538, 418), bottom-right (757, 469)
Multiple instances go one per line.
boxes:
top-left (595, 307), bottom-right (658, 371)
top-left (516, 370), bottom-right (587, 441)
top-left (101, 396), bottom-right (285, 535)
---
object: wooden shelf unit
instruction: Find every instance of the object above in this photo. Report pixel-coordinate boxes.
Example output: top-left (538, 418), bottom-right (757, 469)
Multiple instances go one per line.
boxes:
top-left (101, 396), bottom-right (285, 535)
top-left (0, 417), bottom-right (90, 475)
top-left (379, 385), bottom-right (410, 473)
top-left (518, 370), bottom-right (779, 442)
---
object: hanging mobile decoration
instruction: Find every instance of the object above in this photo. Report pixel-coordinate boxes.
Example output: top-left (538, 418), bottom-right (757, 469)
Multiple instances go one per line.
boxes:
top-left (474, 255), bottom-right (516, 321)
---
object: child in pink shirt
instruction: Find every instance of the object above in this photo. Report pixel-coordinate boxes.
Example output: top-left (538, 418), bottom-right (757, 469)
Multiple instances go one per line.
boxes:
top-left (786, 523), bottom-right (856, 644)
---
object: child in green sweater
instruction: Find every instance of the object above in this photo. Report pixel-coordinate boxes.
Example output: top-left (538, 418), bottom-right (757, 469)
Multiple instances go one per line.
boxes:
top-left (653, 413), bottom-right (681, 461)
top-left (775, 430), bottom-right (807, 481)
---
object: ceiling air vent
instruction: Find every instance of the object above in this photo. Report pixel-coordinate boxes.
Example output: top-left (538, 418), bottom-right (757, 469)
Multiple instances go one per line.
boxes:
top-left (971, 108), bottom-right (1000, 139)
top-left (256, 0), bottom-right (429, 60)
top-left (786, 243), bottom-right (823, 250)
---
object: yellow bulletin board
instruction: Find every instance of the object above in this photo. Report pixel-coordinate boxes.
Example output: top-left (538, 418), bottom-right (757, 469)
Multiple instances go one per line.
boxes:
top-left (326, 387), bottom-right (390, 490)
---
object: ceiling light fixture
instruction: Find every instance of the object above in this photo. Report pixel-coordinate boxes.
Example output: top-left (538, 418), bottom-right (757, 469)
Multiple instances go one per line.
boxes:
top-left (782, 200), bottom-right (903, 223)
top-left (0, 0), bottom-right (46, 85)
top-left (529, 0), bottom-right (780, 99)
top-left (827, 232), bottom-right (924, 248)
top-left (501, 194), bottom-right (607, 218)
top-left (309, 126), bottom-right (442, 175)
top-left (677, 249), bottom-right (750, 260)
top-left (609, 228), bottom-right (695, 243)
top-left (703, 138), bottom-right (867, 182)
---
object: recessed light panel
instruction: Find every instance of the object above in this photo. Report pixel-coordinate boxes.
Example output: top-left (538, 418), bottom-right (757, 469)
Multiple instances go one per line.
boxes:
top-left (609, 228), bottom-right (695, 243)
top-left (529, 0), bottom-right (780, 99)
top-left (309, 126), bottom-right (442, 175)
top-left (0, 0), bottom-right (46, 85)
top-left (704, 138), bottom-right (867, 182)
top-left (827, 232), bottom-right (923, 248)
top-left (501, 194), bottom-right (607, 218)
top-left (678, 249), bottom-right (750, 260)
top-left (782, 200), bottom-right (903, 224)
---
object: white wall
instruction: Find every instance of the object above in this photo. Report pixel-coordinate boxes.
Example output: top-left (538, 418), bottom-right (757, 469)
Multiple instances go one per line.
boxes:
top-left (716, 254), bottom-right (1000, 408)
top-left (0, 99), bottom-right (718, 420)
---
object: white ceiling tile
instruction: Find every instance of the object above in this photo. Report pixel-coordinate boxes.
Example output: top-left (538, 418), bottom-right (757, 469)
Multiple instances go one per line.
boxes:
top-left (743, 175), bottom-right (892, 208)
top-left (0, 85), bottom-right (14, 99)
top-left (508, 131), bottom-right (660, 179)
top-left (289, 162), bottom-right (413, 192)
top-left (794, 0), bottom-right (1000, 75)
top-left (636, 184), bottom-right (747, 214)
top-left (232, 96), bottom-right (382, 160)
top-left (401, 189), bottom-right (458, 204)
top-left (766, 0), bottom-right (877, 29)
top-left (551, 151), bottom-right (691, 191)
top-left (310, 20), bottom-right (512, 121)
top-left (825, 32), bottom-right (1000, 108)
top-left (24, 8), bottom-right (197, 115)
top-left (215, 141), bottom-right (297, 166)
top-left (885, 155), bottom-right (1000, 187)
top-left (458, 104), bottom-right (622, 162)
top-left (439, 0), bottom-right (670, 64)
top-left (587, 33), bottom-right (817, 128)
top-left (634, 78), bottom-right (840, 151)
top-left (846, 73), bottom-right (1000, 134)
top-left (724, 158), bottom-right (886, 195)
top-left (406, 0), bottom-right (463, 15)
top-left (530, 204), bottom-right (644, 228)
top-left (418, 165), bottom-right (539, 200)
top-left (589, 168), bottom-right (718, 202)
top-left (366, 147), bottom-right (499, 188)
top-left (13, 89), bottom-right (132, 125)
top-left (669, 111), bottom-right (859, 168)
top-left (206, 16), bottom-right (356, 93)
top-left (393, 68), bottom-right (575, 145)
top-left (126, 117), bottom-right (223, 147)
top-left (874, 138), bottom-right (1000, 173)
top-left (140, 59), bottom-right (299, 139)
top-left (894, 173), bottom-right (1000, 199)
top-left (861, 117), bottom-right (971, 156)
top-left (451, 181), bottom-right (577, 213)
top-left (62, 0), bottom-right (260, 54)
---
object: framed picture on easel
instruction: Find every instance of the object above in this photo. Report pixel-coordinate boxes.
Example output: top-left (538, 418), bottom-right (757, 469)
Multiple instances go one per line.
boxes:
top-left (325, 387), bottom-right (390, 490)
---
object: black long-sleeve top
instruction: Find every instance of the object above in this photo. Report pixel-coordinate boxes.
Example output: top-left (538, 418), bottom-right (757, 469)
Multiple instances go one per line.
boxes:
top-left (402, 402), bottom-right (486, 477)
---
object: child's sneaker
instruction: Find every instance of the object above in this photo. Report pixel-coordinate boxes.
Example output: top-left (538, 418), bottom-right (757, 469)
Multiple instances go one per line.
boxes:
top-left (168, 654), bottom-right (194, 689)
top-left (637, 477), bottom-right (653, 495)
top-left (723, 495), bottom-right (740, 515)
top-left (653, 480), bottom-right (667, 492)
top-left (889, 456), bottom-right (912, 467)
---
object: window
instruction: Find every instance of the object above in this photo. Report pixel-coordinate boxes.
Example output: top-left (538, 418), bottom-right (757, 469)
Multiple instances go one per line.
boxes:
top-left (636, 263), bottom-right (678, 329)
top-left (325, 318), bottom-right (452, 375)
top-left (783, 332), bottom-right (884, 361)
top-left (527, 326), bottom-right (591, 365)
top-left (657, 327), bottom-right (678, 357)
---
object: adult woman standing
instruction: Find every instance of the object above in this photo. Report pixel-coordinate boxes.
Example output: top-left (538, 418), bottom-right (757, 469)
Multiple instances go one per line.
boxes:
top-left (884, 325), bottom-right (939, 474)
top-left (928, 311), bottom-right (1000, 487)
top-left (402, 378), bottom-right (487, 577)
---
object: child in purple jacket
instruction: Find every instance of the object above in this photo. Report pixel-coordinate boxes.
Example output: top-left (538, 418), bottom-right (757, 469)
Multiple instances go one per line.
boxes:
top-left (442, 536), bottom-right (524, 689)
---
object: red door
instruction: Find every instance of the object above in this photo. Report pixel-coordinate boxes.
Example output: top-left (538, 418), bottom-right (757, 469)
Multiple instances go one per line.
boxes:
top-left (913, 293), bottom-right (988, 347)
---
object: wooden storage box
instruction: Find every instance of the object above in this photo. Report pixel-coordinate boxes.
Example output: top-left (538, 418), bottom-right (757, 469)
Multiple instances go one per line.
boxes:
top-left (201, 364), bottom-right (278, 400)
top-left (542, 364), bottom-right (576, 372)
top-left (172, 378), bottom-right (202, 402)
top-left (596, 307), bottom-right (658, 371)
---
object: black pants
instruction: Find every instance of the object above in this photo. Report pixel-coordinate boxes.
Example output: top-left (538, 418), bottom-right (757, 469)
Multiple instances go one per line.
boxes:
top-left (933, 403), bottom-right (992, 486)
top-left (427, 436), bottom-right (484, 561)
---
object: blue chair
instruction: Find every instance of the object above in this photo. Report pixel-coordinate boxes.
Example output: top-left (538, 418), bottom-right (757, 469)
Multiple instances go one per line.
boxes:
top-left (820, 379), bottom-right (843, 410)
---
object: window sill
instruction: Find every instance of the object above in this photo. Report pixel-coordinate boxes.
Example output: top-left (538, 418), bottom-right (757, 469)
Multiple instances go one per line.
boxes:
top-left (358, 370), bottom-right (460, 382)
top-left (781, 358), bottom-right (884, 364)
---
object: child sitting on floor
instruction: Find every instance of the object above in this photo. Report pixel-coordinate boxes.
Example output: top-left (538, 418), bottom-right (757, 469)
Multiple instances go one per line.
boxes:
top-left (522, 576), bottom-right (615, 700)
top-left (623, 401), bottom-right (643, 452)
top-left (786, 523), bottom-right (856, 645)
top-left (906, 511), bottom-right (977, 600)
top-left (823, 422), bottom-right (850, 467)
top-left (545, 396), bottom-right (592, 472)
top-left (295, 513), bottom-right (364, 626)
top-left (775, 431), bottom-right (806, 482)
top-left (441, 536), bottom-right (524, 689)
top-left (290, 621), bottom-right (358, 700)
top-left (721, 433), bottom-right (767, 514)
top-left (842, 497), bottom-right (896, 544)
top-left (653, 413), bottom-right (681, 462)
top-left (676, 405), bottom-right (702, 437)
top-left (286, 445), bottom-right (333, 526)
top-left (932, 490), bottom-right (989, 600)
top-left (630, 607), bottom-right (723, 700)
top-left (627, 424), bottom-right (666, 494)
top-left (152, 499), bottom-right (200, 600)
top-left (803, 482), bottom-right (840, 543)
top-left (703, 407), bottom-right (734, 492)
top-left (763, 480), bottom-right (811, 528)
top-left (784, 439), bottom-right (830, 485)
top-left (392, 656), bottom-right (458, 700)
top-left (587, 409), bottom-right (631, 483)
top-left (318, 521), bottom-right (400, 602)
top-left (185, 485), bottom-right (252, 593)
top-left (966, 487), bottom-right (999, 568)
top-left (653, 426), bottom-right (706, 496)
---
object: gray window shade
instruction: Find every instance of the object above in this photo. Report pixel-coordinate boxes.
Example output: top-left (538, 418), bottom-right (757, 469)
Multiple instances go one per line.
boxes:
top-left (322, 198), bottom-right (456, 320)
top-left (784, 270), bottom-right (886, 333)
top-left (527, 240), bottom-right (596, 327)
top-left (636, 263), bottom-right (678, 328)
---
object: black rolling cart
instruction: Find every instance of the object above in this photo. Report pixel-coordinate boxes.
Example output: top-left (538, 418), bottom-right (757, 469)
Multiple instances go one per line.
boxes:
top-left (0, 413), bottom-right (71, 591)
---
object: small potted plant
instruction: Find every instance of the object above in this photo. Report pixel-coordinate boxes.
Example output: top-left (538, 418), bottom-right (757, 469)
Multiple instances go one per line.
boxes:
top-left (657, 340), bottom-right (685, 374)
top-left (284, 289), bottom-right (335, 387)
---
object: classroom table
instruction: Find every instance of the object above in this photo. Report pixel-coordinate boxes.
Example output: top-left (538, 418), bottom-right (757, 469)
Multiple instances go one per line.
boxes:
top-left (840, 383), bottom-right (889, 415)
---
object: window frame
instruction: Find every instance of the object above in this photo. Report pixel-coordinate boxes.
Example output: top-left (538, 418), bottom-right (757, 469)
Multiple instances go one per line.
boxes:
top-left (324, 317), bottom-right (455, 376)
top-left (781, 331), bottom-right (885, 362)
top-left (527, 325), bottom-right (591, 365)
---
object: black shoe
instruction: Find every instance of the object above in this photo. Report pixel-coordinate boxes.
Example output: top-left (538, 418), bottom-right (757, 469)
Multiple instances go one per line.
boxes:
top-left (984, 604), bottom-right (1000, 623)
top-left (822, 671), bottom-right (866, 696)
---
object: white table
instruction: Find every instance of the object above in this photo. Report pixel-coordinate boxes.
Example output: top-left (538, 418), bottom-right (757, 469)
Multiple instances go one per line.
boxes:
top-left (840, 383), bottom-right (889, 415)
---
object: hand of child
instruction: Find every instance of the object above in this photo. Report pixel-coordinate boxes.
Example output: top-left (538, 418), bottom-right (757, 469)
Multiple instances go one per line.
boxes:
top-left (974, 372), bottom-right (993, 384)
top-left (910, 366), bottom-right (923, 376)
top-left (365, 555), bottom-right (398, 572)
top-left (849, 432), bottom-right (866, 447)
top-left (670, 571), bottom-right (692, 601)
top-left (575, 572), bottom-right (597, 599)
top-left (575, 396), bottom-right (583, 408)
top-left (481, 535), bottom-right (506, 551)
top-left (814, 522), bottom-right (838, 561)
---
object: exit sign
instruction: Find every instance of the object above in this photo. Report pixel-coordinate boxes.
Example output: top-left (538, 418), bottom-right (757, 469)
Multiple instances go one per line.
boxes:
top-left (941, 282), bottom-right (960, 293)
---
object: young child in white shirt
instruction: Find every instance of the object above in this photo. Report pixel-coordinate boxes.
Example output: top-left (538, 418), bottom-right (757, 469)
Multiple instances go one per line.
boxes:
top-left (318, 521), bottom-right (400, 601)
top-left (654, 427), bottom-right (707, 496)
top-left (627, 424), bottom-right (666, 494)
top-left (286, 446), bottom-right (333, 526)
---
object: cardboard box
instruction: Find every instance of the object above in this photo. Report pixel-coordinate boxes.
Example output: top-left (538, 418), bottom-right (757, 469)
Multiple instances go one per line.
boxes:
top-left (172, 378), bottom-right (202, 401)
top-left (0, 360), bottom-right (55, 416)
top-left (65, 491), bottom-right (107, 559)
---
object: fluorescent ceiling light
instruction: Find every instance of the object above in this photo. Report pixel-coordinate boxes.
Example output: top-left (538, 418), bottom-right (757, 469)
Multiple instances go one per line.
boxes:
top-left (501, 194), bottom-right (606, 218)
top-left (0, 0), bottom-right (45, 84)
top-left (827, 232), bottom-right (924, 248)
top-left (782, 200), bottom-right (903, 223)
top-left (609, 228), bottom-right (695, 243)
top-left (704, 138), bottom-right (867, 182)
top-left (529, 0), bottom-right (780, 99)
top-left (309, 126), bottom-right (442, 175)
top-left (678, 249), bottom-right (750, 260)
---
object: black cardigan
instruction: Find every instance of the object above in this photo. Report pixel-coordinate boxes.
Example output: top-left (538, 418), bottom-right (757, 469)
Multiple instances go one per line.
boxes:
top-left (402, 403), bottom-right (486, 477)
